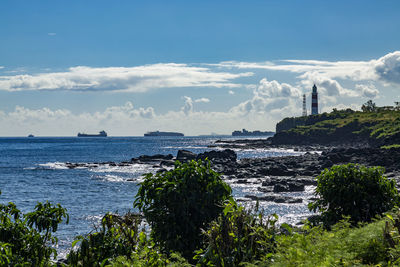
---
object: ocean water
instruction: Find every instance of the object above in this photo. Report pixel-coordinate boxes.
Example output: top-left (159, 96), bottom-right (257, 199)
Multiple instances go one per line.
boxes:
top-left (0, 136), bottom-right (313, 257)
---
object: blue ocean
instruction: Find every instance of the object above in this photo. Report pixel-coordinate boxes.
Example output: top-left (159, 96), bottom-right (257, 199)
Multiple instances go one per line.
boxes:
top-left (0, 136), bottom-right (314, 257)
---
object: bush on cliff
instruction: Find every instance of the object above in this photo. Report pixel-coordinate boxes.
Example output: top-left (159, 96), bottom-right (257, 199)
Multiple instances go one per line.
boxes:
top-left (134, 160), bottom-right (232, 260)
top-left (309, 163), bottom-right (400, 227)
top-left (0, 193), bottom-right (68, 266)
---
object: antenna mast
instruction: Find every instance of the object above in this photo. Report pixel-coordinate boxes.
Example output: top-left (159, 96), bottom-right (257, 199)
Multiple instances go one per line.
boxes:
top-left (302, 94), bottom-right (307, 116)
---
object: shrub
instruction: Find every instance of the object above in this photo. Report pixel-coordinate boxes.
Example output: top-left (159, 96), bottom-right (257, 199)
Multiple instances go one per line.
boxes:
top-left (0, 194), bottom-right (68, 266)
top-left (68, 212), bottom-right (191, 266)
top-left (134, 160), bottom-right (232, 260)
top-left (68, 212), bottom-right (143, 265)
top-left (272, 218), bottom-right (390, 266)
top-left (195, 199), bottom-right (278, 266)
top-left (309, 163), bottom-right (400, 227)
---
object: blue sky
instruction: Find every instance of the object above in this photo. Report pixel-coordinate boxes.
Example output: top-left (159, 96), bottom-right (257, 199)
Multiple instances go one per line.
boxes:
top-left (0, 1), bottom-right (399, 136)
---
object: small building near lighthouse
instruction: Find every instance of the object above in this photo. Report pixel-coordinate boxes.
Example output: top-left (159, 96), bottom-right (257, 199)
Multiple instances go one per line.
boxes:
top-left (311, 84), bottom-right (318, 115)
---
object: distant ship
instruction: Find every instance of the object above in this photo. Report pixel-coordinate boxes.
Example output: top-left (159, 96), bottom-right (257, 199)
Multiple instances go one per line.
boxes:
top-left (232, 129), bottom-right (274, 136)
top-left (144, 131), bottom-right (184, 137)
top-left (77, 130), bottom-right (107, 137)
top-left (28, 134), bottom-right (35, 138)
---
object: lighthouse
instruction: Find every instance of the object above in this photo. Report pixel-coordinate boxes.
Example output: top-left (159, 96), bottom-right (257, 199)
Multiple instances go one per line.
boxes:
top-left (311, 84), bottom-right (318, 115)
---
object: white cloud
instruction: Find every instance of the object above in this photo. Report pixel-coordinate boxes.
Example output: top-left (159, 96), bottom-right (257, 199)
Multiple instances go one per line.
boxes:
top-left (0, 64), bottom-right (253, 92)
top-left (194, 98), bottom-right (210, 103)
top-left (299, 72), bottom-right (358, 98)
top-left (181, 96), bottom-right (193, 115)
top-left (229, 78), bottom-right (301, 120)
top-left (228, 90), bottom-right (235, 95)
top-left (355, 84), bottom-right (379, 98)
top-left (256, 78), bottom-right (301, 98)
top-left (373, 51), bottom-right (400, 85)
top-left (213, 51), bottom-right (400, 87)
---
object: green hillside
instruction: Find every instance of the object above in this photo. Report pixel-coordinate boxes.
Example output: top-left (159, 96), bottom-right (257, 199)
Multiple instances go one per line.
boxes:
top-left (272, 106), bottom-right (400, 146)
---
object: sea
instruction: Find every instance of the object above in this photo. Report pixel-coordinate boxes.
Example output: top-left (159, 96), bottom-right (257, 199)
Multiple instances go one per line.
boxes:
top-left (0, 136), bottom-right (316, 258)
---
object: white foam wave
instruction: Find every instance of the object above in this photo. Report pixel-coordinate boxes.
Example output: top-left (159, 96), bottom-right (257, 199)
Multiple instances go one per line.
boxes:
top-left (38, 162), bottom-right (70, 170)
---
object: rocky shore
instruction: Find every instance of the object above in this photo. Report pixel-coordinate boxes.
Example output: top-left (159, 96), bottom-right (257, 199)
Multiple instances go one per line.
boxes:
top-left (63, 144), bottom-right (400, 207)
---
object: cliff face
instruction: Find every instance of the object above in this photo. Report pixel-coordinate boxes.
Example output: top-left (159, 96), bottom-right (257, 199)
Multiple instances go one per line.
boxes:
top-left (271, 109), bottom-right (400, 147)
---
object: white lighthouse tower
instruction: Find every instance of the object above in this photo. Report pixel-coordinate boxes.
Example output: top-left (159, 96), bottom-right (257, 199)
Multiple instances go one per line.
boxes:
top-left (311, 84), bottom-right (318, 115)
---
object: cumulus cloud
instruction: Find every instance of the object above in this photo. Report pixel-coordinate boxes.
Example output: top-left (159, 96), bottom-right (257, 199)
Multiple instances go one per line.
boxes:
top-left (181, 96), bottom-right (193, 115)
top-left (0, 64), bottom-right (253, 92)
top-left (256, 78), bottom-right (301, 98)
top-left (299, 72), bottom-right (358, 98)
top-left (194, 98), bottom-right (210, 103)
top-left (373, 51), bottom-right (400, 85)
top-left (229, 78), bottom-right (301, 120)
top-left (228, 90), bottom-right (235, 95)
top-left (355, 84), bottom-right (379, 98)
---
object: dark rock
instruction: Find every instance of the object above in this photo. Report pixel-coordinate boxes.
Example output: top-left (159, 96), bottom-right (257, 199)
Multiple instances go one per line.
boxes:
top-left (196, 149), bottom-right (237, 163)
top-left (176, 150), bottom-right (197, 161)
top-left (160, 160), bottom-right (175, 167)
top-left (245, 194), bottom-right (302, 204)
top-left (139, 154), bottom-right (173, 162)
top-left (257, 187), bottom-right (273, 193)
top-left (273, 183), bottom-right (289, 192)
top-left (288, 182), bottom-right (305, 191)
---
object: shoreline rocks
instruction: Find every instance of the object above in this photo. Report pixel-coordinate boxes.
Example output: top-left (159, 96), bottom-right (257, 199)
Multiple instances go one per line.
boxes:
top-left (58, 143), bottom-right (400, 206)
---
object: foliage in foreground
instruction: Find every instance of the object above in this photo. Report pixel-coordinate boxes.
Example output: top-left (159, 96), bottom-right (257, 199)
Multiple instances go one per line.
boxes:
top-left (134, 159), bottom-right (232, 260)
top-left (271, 218), bottom-right (391, 266)
top-left (0, 193), bottom-right (68, 266)
top-left (195, 199), bottom-right (278, 266)
top-left (309, 163), bottom-right (400, 227)
top-left (68, 212), bottom-right (187, 266)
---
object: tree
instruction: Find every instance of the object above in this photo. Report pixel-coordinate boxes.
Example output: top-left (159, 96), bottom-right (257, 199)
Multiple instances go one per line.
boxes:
top-left (0, 195), bottom-right (68, 265)
top-left (361, 100), bottom-right (377, 112)
top-left (134, 160), bottom-right (232, 260)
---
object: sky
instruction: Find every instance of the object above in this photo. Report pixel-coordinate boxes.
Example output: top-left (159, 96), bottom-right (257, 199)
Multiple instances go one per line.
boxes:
top-left (0, 0), bottom-right (399, 136)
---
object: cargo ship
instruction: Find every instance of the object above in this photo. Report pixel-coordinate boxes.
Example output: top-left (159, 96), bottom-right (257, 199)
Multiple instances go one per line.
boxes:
top-left (144, 131), bottom-right (184, 137)
top-left (77, 130), bottom-right (107, 137)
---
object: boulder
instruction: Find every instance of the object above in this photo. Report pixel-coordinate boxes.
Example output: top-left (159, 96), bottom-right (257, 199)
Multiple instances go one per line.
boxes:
top-left (176, 150), bottom-right (197, 161)
top-left (197, 149), bottom-right (237, 163)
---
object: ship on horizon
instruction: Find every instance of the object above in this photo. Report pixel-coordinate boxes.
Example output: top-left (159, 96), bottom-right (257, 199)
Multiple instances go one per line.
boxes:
top-left (77, 130), bottom-right (107, 137)
top-left (144, 131), bottom-right (184, 137)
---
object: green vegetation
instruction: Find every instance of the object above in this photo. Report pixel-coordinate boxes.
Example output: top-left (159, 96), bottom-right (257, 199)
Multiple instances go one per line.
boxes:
top-left (382, 144), bottom-right (400, 149)
top-left (2, 161), bottom-right (400, 266)
top-left (67, 213), bottom-right (188, 266)
top-left (195, 199), bottom-right (278, 266)
top-left (309, 164), bottom-right (400, 227)
top-left (0, 192), bottom-right (68, 266)
top-left (274, 101), bottom-right (400, 146)
top-left (134, 160), bottom-right (232, 260)
top-left (272, 217), bottom-right (392, 266)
